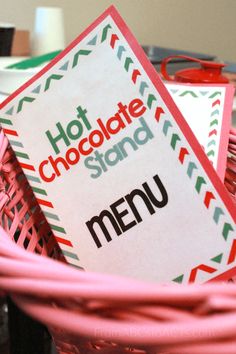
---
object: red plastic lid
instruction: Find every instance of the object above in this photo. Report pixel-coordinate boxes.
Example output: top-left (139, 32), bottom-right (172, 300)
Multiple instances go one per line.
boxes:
top-left (161, 55), bottom-right (229, 84)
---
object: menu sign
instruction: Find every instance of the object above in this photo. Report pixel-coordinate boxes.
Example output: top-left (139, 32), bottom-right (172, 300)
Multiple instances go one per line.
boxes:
top-left (0, 6), bottom-right (235, 284)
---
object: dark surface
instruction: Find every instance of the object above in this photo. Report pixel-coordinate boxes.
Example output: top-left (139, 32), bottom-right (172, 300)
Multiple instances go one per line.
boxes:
top-left (142, 45), bottom-right (216, 64)
top-left (0, 27), bottom-right (15, 56)
top-left (142, 45), bottom-right (216, 76)
top-left (7, 298), bottom-right (53, 354)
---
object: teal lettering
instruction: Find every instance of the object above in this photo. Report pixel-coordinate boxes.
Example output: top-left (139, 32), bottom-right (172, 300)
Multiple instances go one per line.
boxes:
top-left (46, 122), bottom-right (70, 155)
top-left (77, 106), bottom-right (91, 130)
top-left (84, 156), bottom-right (102, 179)
top-left (133, 117), bottom-right (154, 145)
top-left (117, 137), bottom-right (138, 158)
top-left (104, 145), bottom-right (124, 166)
top-left (66, 120), bottom-right (84, 140)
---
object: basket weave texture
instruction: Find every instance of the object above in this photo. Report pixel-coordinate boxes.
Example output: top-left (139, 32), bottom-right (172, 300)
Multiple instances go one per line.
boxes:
top-left (0, 128), bottom-right (236, 354)
top-left (225, 127), bottom-right (236, 202)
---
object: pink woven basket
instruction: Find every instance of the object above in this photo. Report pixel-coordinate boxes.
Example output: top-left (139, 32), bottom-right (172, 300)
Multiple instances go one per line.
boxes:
top-left (0, 127), bottom-right (236, 354)
top-left (225, 127), bottom-right (236, 203)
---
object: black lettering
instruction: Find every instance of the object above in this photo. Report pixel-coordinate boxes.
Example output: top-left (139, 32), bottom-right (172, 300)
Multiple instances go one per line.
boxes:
top-left (86, 173), bottom-right (169, 248)
top-left (142, 174), bottom-right (168, 208)
top-left (125, 188), bottom-right (156, 223)
top-left (110, 197), bottom-right (137, 232)
top-left (86, 210), bottom-right (122, 248)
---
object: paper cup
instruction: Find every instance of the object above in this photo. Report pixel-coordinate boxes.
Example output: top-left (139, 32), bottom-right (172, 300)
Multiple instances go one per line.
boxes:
top-left (0, 23), bottom-right (15, 56)
top-left (32, 7), bottom-right (65, 56)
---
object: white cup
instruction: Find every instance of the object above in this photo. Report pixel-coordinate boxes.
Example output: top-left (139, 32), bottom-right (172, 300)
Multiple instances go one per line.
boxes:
top-left (31, 7), bottom-right (65, 56)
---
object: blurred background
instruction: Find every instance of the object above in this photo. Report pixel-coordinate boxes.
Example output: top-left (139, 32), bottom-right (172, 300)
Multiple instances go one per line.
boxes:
top-left (0, 0), bottom-right (236, 62)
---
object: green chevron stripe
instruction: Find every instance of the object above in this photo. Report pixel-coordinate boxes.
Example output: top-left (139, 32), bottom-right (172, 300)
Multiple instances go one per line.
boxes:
top-left (124, 57), bottom-right (133, 71)
top-left (147, 94), bottom-right (157, 109)
top-left (187, 162), bottom-right (198, 178)
top-left (50, 224), bottom-right (66, 234)
top-left (163, 120), bottom-right (172, 136)
top-left (211, 253), bottom-right (223, 263)
top-left (0, 117), bottom-right (13, 125)
top-left (170, 89), bottom-right (178, 94)
top-left (32, 85), bottom-right (41, 94)
top-left (5, 107), bottom-right (14, 115)
top-left (117, 45), bottom-right (126, 59)
top-left (32, 186), bottom-right (47, 196)
top-left (222, 223), bottom-right (234, 240)
top-left (195, 176), bottom-right (206, 193)
top-left (59, 61), bottom-right (69, 71)
top-left (61, 250), bottom-right (79, 260)
top-left (200, 91), bottom-right (209, 96)
top-left (209, 91), bottom-right (221, 98)
top-left (207, 140), bottom-right (216, 147)
top-left (71, 263), bottom-right (83, 269)
top-left (9, 140), bottom-right (23, 147)
top-left (210, 119), bottom-right (218, 127)
top-left (43, 211), bottom-right (60, 221)
top-left (44, 74), bottom-right (63, 91)
top-left (179, 90), bottom-right (198, 98)
top-left (25, 174), bottom-right (41, 183)
top-left (211, 109), bottom-right (220, 116)
top-left (72, 50), bottom-right (92, 68)
top-left (87, 35), bottom-right (97, 45)
top-left (101, 24), bottom-right (111, 42)
top-left (17, 97), bottom-right (35, 113)
top-left (170, 133), bottom-right (181, 150)
top-left (173, 274), bottom-right (184, 283)
top-left (139, 81), bottom-right (148, 96)
top-left (207, 150), bottom-right (215, 157)
top-left (213, 207), bottom-right (225, 224)
top-left (15, 151), bottom-right (30, 159)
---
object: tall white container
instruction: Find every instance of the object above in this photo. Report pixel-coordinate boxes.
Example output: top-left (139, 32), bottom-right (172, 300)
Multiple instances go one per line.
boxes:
top-left (32, 7), bottom-right (65, 56)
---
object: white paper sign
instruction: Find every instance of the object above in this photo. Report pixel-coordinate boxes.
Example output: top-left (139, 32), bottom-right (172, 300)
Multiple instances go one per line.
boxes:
top-left (0, 6), bottom-right (235, 284)
top-left (166, 82), bottom-right (234, 180)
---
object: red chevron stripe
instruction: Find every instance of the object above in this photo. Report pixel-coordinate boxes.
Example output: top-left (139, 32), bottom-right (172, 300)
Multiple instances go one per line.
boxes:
top-left (155, 107), bottom-right (165, 122)
top-left (54, 235), bottom-right (73, 247)
top-left (179, 147), bottom-right (189, 164)
top-left (36, 198), bottom-right (54, 208)
top-left (208, 129), bottom-right (217, 137)
top-left (19, 162), bottom-right (35, 171)
top-left (189, 264), bottom-right (216, 283)
top-left (132, 69), bottom-right (141, 83)
top-left (212, 99), bottom-right (221, 107)
top-left (204, 191), bottom-right (215, 208)
top-left (227, 239), bottom-right (236, 264)
top-left (3, 128), bottom-right (18, 136)
top-left (110, 34), bottom-right (119, 48)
